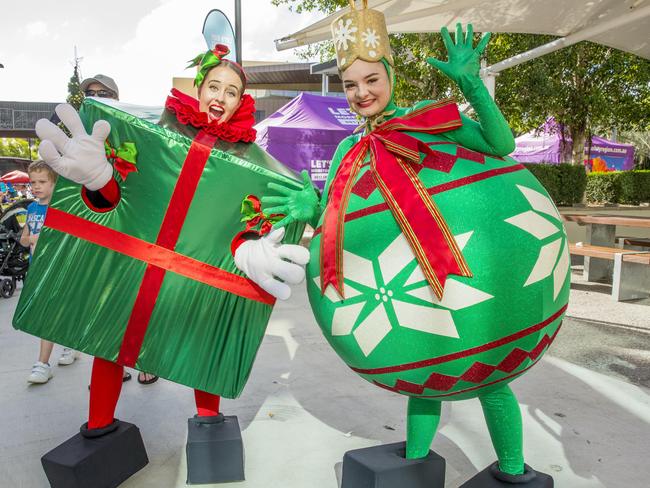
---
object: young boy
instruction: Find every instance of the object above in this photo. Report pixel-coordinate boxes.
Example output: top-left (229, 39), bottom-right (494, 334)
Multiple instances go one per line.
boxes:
top-left (21, 160), bottom-right (79, 383)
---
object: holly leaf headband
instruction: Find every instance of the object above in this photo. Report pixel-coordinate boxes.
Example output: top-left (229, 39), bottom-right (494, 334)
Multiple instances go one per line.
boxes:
top-left (187, 44), bottom-right (231, 88)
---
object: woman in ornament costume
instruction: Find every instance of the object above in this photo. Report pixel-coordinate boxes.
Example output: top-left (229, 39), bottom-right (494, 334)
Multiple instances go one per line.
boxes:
top-left (264, 1), bottom-right (568, 485)
top-left (28, 44), bottom-right (308, 480)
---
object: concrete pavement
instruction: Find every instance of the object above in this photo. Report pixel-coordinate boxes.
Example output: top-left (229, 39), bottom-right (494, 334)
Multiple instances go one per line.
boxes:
top-left (1, 269), bottom-right (649, 488)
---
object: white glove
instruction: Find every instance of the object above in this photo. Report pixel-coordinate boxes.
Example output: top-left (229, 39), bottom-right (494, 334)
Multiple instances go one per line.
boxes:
top-left (35, 104), bottom-right (114, 191)
top-left (234, 227), bottom-right (310, 300)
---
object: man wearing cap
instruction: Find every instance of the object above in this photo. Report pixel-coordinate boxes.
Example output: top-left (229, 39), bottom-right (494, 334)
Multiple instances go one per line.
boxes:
top-left (77, 74), bottom-right (160, 387)
top-left (80, 74), bottom-right (119, 100)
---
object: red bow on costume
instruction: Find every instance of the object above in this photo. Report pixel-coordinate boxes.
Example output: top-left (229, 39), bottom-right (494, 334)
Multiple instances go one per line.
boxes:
top-left (212, 44), bottom-right (230, 58)
top-left (241, 194), bottom-right (282, 235)
top-left (320, 99), bottom-right (472, 300)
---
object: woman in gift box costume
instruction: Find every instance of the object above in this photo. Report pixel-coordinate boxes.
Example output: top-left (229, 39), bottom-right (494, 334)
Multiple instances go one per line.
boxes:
top-left (265, 1), bottom-right (568, 485)
top-left (28, 46), bottom-right (308, 453)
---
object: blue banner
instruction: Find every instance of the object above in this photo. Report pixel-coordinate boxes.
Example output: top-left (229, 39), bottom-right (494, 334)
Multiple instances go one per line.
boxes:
top-left (202, 9), bottom-right (237, 62)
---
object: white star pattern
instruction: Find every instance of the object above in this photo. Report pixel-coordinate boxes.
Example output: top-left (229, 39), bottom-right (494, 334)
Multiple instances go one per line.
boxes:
top-left (333, 18), bottom-right (358, 51)
top-left (504, 185), bottom-right (570, 300)
top-left (314, 232), bottom-right (493, 357)
top-left (361, 28), bottom-right (380, 49)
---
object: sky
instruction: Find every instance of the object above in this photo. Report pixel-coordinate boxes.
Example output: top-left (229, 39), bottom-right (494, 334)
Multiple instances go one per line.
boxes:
top-left (0, 0), bottom-right (322, 105)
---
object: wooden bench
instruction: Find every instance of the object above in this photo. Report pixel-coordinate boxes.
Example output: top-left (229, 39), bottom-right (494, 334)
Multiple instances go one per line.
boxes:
top-left (569, 243), bottom-right (650, 301)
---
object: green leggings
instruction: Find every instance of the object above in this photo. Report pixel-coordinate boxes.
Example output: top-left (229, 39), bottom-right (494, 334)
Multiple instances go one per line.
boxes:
top-left (406, 384), bottom-right (524, 475)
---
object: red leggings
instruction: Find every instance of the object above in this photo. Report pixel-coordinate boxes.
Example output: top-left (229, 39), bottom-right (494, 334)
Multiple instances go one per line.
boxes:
top-left (88, 357), bottom-right (221, 429)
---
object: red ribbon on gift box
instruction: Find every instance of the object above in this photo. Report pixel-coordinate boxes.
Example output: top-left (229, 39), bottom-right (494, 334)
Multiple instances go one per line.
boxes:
top-left (320, 100), bottom-right (472, 300)
top-left (44, 130), bottom-right (275, 367)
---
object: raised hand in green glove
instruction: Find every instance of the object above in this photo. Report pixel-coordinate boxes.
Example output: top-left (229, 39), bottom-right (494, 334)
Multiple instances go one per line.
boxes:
top-left (262, 170), bottom-right (321, 229)
top-left (427, 23), bottom-right (491, 86)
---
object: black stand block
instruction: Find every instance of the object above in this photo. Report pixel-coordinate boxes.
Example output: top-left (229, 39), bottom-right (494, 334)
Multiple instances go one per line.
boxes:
top-left (186, 414), bottom-right (245, 484)
top-left (41, 420), bottom-right (148, 488)
top-left (460, 462), bottom-right (554, 487)
top-left (341, 441), bottom-right (445, 488)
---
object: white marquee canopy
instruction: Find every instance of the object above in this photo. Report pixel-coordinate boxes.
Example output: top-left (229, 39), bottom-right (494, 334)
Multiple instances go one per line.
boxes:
top-left (275, 0), bottom-right (650, 61)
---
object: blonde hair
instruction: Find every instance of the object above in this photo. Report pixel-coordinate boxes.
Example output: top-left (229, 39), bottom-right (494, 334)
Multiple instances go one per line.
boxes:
top-left (27, 160), bottom-right (57, 182)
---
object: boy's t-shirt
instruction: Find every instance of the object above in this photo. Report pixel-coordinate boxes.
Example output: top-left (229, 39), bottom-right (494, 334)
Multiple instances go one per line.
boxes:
top-left (26, 201), bottom-right (48, 236)
top-left (26, 201), bottom-right (49, 259)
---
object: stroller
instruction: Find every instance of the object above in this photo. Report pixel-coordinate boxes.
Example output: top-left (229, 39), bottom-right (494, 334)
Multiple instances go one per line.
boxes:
top-left (0, 199), bottom-right (33, 298)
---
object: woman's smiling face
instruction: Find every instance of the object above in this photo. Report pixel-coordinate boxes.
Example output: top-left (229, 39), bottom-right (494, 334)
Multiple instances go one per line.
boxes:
top-left (342, 59), bottom-right (391, 118)
top-left (198, 65), bottom-right (243, 124)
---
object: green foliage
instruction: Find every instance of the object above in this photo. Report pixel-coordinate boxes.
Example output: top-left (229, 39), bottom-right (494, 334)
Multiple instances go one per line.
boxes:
top-left (60, 59), bottom-right (85, 136)
top-left (271, 0), bottom-right (345, 14)
top-left (523, 163), bottom-right (586, 206)
top-left (618, 170), bottom-right (650, 204)
top-left (585, 172), bottom-right (621, 203)
top-left (66, 61), bottom-right (84, 111)
top-left (488, 36), bottom-right (650, 165)
top-left (0, 138), bottom-right (39, 159)
top-left (585, 171), bottom-right (650, 204)
top-left (620, 130), bottom-right (650, 170)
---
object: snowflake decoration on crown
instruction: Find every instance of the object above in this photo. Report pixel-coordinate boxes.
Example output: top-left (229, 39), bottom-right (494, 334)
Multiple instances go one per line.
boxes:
top-left (361, 28), bottom-right (380, 49)
top-left (334, 18), bottom-right (357, 51)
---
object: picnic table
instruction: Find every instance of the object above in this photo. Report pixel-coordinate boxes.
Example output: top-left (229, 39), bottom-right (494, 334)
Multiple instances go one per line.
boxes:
top-left (563, 213), bottom-right (650, 300)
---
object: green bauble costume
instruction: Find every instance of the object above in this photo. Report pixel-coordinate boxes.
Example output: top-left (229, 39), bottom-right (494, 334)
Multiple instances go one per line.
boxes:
top-left (264, 3), bottom-right (568, 478)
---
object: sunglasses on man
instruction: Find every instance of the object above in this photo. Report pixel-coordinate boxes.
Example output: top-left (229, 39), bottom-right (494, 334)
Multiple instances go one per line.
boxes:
top-left (84, 89), bottom-right (116, 98)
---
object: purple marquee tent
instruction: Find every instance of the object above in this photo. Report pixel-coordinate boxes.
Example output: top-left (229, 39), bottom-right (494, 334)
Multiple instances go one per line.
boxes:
top-left (255, 93), bottom-right (357, 188)
top-left (512, 119), bottom-right (635, 170)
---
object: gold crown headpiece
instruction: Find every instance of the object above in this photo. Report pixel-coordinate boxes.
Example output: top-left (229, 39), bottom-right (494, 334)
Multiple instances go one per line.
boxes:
top-left (331, 0), bottom-right (393, 71)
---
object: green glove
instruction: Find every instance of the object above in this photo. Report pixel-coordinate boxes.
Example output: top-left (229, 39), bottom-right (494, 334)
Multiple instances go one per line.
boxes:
top-left (427, 23), bottom-right (491, 89)
top-left (262, 170), bottom-right (321, 229)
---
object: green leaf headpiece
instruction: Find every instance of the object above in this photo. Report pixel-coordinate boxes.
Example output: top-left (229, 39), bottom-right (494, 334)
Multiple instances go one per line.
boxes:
top-left (187, 44), bottom-right (231, 88)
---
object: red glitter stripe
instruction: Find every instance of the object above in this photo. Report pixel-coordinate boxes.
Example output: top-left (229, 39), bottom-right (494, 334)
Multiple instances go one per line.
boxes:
top-left (117, 130), bottom-right (217, 365)
top-left (43, 209), bottom-right (274, 305)
top-left (117, 265), bottom-right (167, 365)
top-left (350, 304), bottom-right (566, 375)
top-left (314, 164), bottom-right (525, 237)
top-left (371, 324), bottom-right (563, 398)
top-left (373, 362), bottom-right (532, 399)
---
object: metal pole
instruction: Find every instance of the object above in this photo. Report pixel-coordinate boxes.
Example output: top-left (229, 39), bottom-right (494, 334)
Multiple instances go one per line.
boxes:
top-left (235, 0), bottom-right (242, 65)
top-left (480, 58), bottom-right (496, 99)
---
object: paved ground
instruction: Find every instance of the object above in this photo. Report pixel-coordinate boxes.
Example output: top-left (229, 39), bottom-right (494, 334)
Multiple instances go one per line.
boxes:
top-left (1, 266), bottom-right (649, 488)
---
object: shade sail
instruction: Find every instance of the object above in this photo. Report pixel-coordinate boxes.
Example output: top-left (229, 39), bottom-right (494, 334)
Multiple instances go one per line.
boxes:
top-left (275, 0), bottom-right (650, 60)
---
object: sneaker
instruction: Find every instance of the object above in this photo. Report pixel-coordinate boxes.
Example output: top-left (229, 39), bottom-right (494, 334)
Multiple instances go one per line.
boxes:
top-left (28, 362), bottom-right (53, 384)
top-left (58, 348), bottom-right (80, 366)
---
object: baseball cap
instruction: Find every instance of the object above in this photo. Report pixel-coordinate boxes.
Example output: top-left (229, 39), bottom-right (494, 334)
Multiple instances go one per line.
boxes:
top-left (80, 74), bottom-right (119, 99)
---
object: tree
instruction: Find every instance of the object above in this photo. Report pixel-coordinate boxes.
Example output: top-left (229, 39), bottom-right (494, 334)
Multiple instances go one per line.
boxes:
top-left (620, 131), bottom-right (650, 170)
top-left (0, 138), bottom-right (39, 159)
top-left (487, 35), bottom-right (650, 165)
top-left (66, 57), bottom-right (84, 111)
top-left (272, 0), bottom-right (650, 164)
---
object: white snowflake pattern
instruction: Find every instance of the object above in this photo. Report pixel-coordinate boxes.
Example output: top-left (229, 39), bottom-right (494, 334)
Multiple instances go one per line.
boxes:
top-left (361, 28), bottom-right (380, 49)
top-left (333, 18), bottom-right (358, 51)
top-left (504, 185), bottom-right (570, 300)
top-left (314, 232), bottom-right (493, 357)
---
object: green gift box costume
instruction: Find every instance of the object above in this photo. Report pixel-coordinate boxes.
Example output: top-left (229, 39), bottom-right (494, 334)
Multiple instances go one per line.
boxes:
top-left (14, 92), bottom-right (304, 398)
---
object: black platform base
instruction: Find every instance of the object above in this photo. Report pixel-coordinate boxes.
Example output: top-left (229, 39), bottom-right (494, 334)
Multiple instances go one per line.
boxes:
top-left (41, 420), bottom-right (148, 488)
top-left (186, 414), bottom-right (245, 484)
top-left (341, 441), bottom-right (445, 488)
top-left (460, 462), bottom-right (554, 487)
